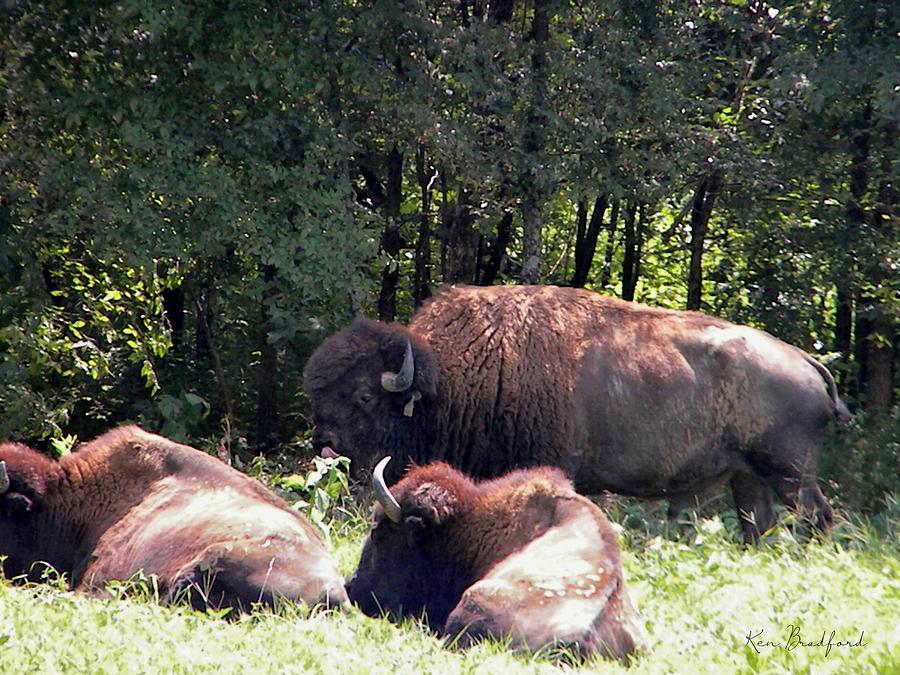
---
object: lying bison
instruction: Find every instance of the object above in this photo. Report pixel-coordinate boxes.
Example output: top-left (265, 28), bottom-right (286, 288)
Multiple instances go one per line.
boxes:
top-left (347, 457), bottom-right (647, 660)
top-left (305, 284), bottom-right (849, 542)
top-left (0, 425), bottom-right (347, 612)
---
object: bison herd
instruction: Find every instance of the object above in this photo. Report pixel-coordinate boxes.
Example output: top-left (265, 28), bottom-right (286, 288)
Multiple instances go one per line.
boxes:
top-left (1, 284), bottom-right (848, 663)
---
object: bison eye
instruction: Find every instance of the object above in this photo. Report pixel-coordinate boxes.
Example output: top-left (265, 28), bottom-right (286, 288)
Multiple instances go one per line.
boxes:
top-left (353, 388), bottom-right (376, 410)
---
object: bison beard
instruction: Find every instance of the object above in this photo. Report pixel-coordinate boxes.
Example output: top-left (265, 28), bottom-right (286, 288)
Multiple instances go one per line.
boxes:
top-left (304, 284), bottom-right (848, 543)
top-left (347, 458), bottom-right (647, 661)
top-left (0, 426), bottom-right (348, 613)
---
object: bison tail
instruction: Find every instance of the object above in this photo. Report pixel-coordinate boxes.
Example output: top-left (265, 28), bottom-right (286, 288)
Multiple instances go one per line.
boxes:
top-left (834, 397), bottom-right (853, 425)
top-left (799, 351), bottom-right (852, 425)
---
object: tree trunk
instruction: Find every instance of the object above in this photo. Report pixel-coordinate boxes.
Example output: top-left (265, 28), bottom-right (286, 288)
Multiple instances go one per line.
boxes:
top-left (196, 293), bottom-right (234, 453)
top-left (834, 286), bottom-right (854, 357)
top-left (255, 264), bottom-right (279, 452)
top-left (860, 117), bottom-right (897, 415)
top-left (195, 280), bottom-right (211, 361)
top-left (686, 170), bottom-right (723, 311)
top-left (598, 199), bottom-right (620, 291)
top-left (377, 146), bottom-right (404, 321)
top-left (162, 284), bottom-right (184, 351)
top-left (413, 142), bottom-right (434, 308)
top-left (846, 100), bottom-right (895, 414)
top-left (442, 187), bottom-right (478, 284)
top-left (520, 5), bottom-right (550, 285)
top-left (477, 210), bottom-right (513, 286)
top-left (621, 202), bottom-right (643, 301)
top-left (521, 202), bottom-right (542, 284)
top-left (570, 195), bottom-right (608, 288)
top-left (862, 313), bottom-right (895, 415)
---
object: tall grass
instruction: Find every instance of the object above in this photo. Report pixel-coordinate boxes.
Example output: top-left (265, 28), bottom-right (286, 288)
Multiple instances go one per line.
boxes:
top-left (1, 492), bottom-right (897, 674)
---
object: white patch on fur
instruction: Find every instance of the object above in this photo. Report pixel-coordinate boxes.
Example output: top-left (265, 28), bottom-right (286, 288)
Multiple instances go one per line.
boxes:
top-left (137, 483), bottom-right (313, 545)
top-left (456, 508), bottom-right (620, 645)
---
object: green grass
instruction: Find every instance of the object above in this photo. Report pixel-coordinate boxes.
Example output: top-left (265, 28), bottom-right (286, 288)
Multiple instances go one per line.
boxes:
top-left (1, 498), bottom-right (898, 674)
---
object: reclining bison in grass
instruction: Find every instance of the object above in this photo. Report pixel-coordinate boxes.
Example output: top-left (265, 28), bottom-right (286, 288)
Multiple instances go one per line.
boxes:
top-left (0, 426), bottom-right (347, 612)
top-left (347, 457), bottom-right (647, 661)
top-left (305, 284), bottom-right (849, 542)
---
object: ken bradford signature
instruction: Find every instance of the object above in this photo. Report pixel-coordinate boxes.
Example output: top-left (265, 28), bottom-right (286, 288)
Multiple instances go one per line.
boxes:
top-left (745, 624), bottom-right (868, 657)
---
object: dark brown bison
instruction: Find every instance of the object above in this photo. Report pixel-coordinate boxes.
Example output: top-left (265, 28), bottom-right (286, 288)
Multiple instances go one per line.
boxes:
top-left (0, 425), bottom-right (347, 612)
top-left (347, 457), bottom-right (647, 660)
top-left (305, 284), bottom-right (849, 542)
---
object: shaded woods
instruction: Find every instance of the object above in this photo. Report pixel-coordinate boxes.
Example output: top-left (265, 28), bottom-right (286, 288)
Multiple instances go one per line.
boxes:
top-left (1, 2), bottom-right (896, 508)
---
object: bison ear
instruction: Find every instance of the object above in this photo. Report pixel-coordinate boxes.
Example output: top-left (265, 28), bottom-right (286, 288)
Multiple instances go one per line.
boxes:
top-left (410, 481), bottom-right (458, 526)
top-left (0, 491), bottom-right (33, 515)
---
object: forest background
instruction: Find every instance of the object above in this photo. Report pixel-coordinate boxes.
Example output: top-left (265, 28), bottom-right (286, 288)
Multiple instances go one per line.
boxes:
top-left (1, 1), bottom-right (896, 513)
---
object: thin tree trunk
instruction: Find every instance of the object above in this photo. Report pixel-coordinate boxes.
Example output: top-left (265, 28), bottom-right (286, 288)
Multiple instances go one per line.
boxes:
top-left (255, 264), bottom-right (279, 453)
top-left (521, 203), bottom-right (542, 284)
top-left (846, 99), bottom-right (896, 414)
top-left (477, 210), bottom-right (513, 286)
top-left (439, 170), bottom-right (449, 279)
top-left (377, 146), bottom-right (403, 321)
top-left (598, 199), bottom-right (620, 291)
top-left (195, 280), bottom-right (211, 361)
top-left (162, 284), bottom-right (184, 351)
top-left (196, 295), bottom-right (234, 459)
top-left (413, 142), bottom-right (434, 308)
top-left (863, 313), bottom-right (895, 415)
top-left (442, 185), bottom-right (478, 284)
top-left (865, 119), bottom-right (898, 414)
top-left (520, 5), bottom-right (550, 285)
top-left (571, 195), bottom-right (608, 288)
top-left (621, 202), bottom-right (642, 301)
top-left (859, 116), bottom-right (897, 414)
top-left (835, 286), bottom-right (854, 357)
top-left (686, 170), bottom-right (723, 310)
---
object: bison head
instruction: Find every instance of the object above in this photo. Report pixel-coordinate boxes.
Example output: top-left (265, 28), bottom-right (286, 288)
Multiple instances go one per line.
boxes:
top-left (303, 318), bottom-right (438, 481)
top-left (346, 457), bottom-right (476, 629)
top-left (0, 448), bottom-right (49, 518)
top-left (0, 444), bottom-right (59, 580)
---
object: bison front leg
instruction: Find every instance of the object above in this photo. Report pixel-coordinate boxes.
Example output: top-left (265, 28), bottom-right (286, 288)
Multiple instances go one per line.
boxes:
top-left (729, 471), bottom-right (776, 544)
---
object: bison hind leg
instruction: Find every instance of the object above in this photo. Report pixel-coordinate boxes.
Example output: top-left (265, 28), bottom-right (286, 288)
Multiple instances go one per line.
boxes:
top-left (766, 472), bottom-right (834, 533)
top-left (747, 448), bottom-right (834, 536)
top-left (730, 471), bottom-right (776, 544)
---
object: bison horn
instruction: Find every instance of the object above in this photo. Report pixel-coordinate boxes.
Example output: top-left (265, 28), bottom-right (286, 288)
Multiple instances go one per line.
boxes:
top-left (380, 340), bottom-right (415, 393)
top-left (0, 461), bottom-right (8, 494)
top-left (372, 456), bottom-right (402, 523)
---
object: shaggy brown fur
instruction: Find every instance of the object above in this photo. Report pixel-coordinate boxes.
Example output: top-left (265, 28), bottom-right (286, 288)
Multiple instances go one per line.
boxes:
top-left (305, 284), bottom-right (847, 542)
top-left (0, 426), bottom-right (347, 612)
top-left (348, 461), bottom-right (647, 661)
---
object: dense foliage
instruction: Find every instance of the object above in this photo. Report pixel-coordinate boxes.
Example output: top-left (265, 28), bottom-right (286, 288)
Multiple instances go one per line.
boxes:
top-left (1, 2), bottom-right (896, 504)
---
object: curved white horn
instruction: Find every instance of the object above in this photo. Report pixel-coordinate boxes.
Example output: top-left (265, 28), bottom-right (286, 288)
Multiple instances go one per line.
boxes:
top-left (380, 340), bottom-right (415, 393)
top-left (372, 456), bottom-right (402, 523)
top-left (0, 460), bottom-right (9, 494)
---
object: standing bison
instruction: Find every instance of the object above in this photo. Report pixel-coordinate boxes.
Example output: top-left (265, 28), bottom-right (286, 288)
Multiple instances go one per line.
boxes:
top-left (304, 284), bottom-right (848, 542)
top-left (347, 457), bottom-right (647, 661)
top-left (0, 425), bottom-right (347, 612)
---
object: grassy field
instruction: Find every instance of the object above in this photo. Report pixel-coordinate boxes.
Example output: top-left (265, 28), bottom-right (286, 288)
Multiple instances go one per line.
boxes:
top-left (1, 495), bottom-right (897, 674)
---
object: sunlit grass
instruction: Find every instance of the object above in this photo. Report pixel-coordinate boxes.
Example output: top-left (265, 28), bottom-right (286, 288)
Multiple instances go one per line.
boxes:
top-left (1, 497), bottom-right (897, 674)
